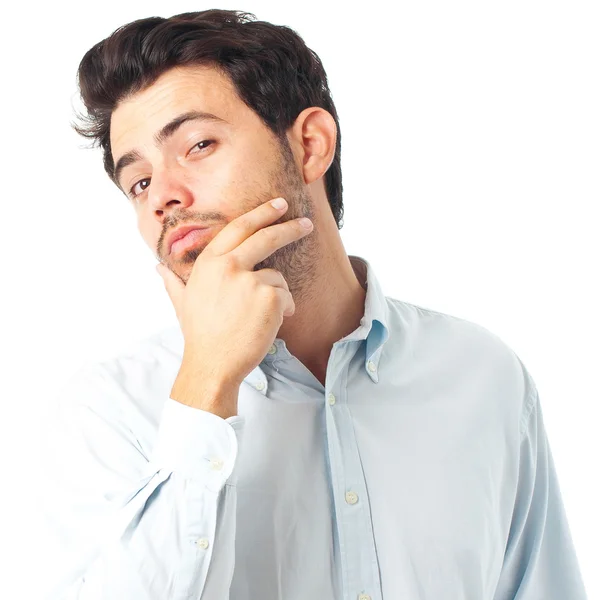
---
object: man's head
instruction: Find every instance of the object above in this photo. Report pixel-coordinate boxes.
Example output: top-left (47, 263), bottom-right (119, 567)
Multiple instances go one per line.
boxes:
top-left (72, 9), bottom-right (343, 295)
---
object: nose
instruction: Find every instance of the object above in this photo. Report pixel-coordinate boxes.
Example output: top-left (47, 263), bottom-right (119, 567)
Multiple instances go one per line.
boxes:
top-left (147, 165), bottom-right (195, 216)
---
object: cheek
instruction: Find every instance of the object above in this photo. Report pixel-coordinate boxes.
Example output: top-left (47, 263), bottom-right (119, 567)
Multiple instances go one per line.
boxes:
top-left (206, 160), bottom-right (265, 210)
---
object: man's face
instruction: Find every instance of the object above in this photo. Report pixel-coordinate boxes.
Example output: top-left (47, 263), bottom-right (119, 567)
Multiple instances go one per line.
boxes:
top-left (110, 64), bottom-right (315, 288)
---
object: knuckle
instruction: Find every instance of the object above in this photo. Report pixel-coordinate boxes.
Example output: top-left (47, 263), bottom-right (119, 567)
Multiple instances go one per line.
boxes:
top-left (220, 254), bottom-right (240, 273)
top-left (261, 285), bottom-right (280, 305)
top-left (245, 270), bottom-right (260, 289)
top-left (258, 227), bottom-right (278, 245)
top-left (230, 219), bottom-right (248, 236)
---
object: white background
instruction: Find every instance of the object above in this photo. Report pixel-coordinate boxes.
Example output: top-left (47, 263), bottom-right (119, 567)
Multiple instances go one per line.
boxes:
top-left (2, 1), bottom-right (598, 597)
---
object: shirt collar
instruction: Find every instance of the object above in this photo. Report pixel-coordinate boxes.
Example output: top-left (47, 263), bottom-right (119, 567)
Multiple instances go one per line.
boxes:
top-left (249, 254), bottom-right (391, 385)
top-left (348, 254), bottom-right (391, 382)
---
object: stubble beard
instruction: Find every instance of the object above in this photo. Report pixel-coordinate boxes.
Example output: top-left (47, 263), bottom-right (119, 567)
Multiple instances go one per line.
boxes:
top-left (173, 136), bottom-right (319, 305)
top-left (252, 137), bottom-right (318, 308)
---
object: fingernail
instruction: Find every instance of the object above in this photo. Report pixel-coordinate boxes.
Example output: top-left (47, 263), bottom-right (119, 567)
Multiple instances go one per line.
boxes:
top-left (271, 198), bottom-right (287, 209)
top-left (299, 217), bottom-right (313, 229)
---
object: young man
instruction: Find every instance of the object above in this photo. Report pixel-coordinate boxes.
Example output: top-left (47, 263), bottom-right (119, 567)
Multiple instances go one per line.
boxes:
top-left (38, 9), bottom-right (587, 599)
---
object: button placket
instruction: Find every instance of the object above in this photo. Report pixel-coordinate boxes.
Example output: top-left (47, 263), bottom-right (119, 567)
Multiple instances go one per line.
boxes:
top-left (195, 538), bottom-right (209, 549)
top-left (345, 491), bottom-right (359, 505)
top-left (209, 458), bottom-right (224, 471)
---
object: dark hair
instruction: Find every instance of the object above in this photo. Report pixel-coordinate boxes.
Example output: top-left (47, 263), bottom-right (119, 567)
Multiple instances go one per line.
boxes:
top-left (71, 9), bottom-right (344, 228)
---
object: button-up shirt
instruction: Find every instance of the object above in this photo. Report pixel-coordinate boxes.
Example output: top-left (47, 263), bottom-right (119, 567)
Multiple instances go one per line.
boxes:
top-left (36, 255), bottom-right (588, 599)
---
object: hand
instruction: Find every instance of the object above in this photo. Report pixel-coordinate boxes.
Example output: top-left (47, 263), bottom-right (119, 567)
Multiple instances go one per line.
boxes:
top-left (156, 197), bottom-right (313, 411)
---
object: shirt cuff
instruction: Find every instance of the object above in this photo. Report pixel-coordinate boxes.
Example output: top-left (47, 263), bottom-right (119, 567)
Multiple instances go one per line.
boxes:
top-left (150, 397), bottom-right (245, 491)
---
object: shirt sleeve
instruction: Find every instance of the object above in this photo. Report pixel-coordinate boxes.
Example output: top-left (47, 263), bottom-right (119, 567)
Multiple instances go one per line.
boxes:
top-left (492, 383), bottom-right (588, 600)
top-left (35, 365), bottom-right (244, 600)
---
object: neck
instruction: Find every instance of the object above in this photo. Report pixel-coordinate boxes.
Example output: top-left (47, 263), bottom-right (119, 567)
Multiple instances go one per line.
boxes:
top-left (275, 225), bottom-right (367, 386)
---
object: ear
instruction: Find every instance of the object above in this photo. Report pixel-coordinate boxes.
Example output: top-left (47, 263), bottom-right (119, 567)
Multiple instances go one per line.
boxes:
top-left (288, 107), bottom-right (337, 185)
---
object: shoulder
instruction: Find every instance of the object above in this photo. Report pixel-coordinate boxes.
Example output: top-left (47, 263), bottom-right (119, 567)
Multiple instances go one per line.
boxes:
top-left (385, 297), bottom-right (534, 431)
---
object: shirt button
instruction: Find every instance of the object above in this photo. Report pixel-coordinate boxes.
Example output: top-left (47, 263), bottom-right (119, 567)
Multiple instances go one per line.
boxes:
top-left (328, 393), bottom-right (336, 405)
top-left (345, 491), bottom-right (359, 505)
top-left (358, 595), bottom-right (371, 600)
top-left (210, 459), bottom-right (224, 471)
top-left (267, 344), bottom-right (277, 355)
top-left (255, 381), bottom-right (265, 391)
top-left (196, 538), bottom-right (209, 549)
top-left (367, 361), bottom-right (376, 373)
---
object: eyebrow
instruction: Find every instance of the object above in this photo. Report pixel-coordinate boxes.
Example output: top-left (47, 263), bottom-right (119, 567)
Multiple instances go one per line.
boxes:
top-left (113, 110), bottom-right (230, 192)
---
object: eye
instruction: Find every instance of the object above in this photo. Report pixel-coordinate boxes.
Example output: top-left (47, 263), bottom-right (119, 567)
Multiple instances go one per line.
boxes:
top-left (128, 140), bottom-right (216, 200)
top-left (129, 178), bottom-right (150, 199)
top-left (189, 139), bottom-right (215, 155)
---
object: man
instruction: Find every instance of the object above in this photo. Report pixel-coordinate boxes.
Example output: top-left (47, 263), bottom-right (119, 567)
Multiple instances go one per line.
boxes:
top-left (38, 9), bottom-right (587, 599)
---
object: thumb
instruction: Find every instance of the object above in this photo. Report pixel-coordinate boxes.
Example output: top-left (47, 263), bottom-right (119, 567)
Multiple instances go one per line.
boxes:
top-left (156, 263), bottom-right (185, 321)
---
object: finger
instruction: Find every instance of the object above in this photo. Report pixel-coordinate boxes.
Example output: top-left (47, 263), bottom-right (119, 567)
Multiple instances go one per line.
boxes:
top-left (269, 283), bottom-right (296, 317)
top-left (252, 269), bottom-right (294, 316)
top-left (203, 197), bottom-right (290, 259)
top-left (233, 216), bottom-right (312, 271)
top-left (252, 267), bottom-right (290, 294)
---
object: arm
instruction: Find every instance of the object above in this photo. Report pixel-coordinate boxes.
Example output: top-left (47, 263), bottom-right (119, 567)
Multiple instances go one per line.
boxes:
top-left (493, 383), bottom-right (588, 599)
top-left (35, 365), bottom-right (244, 599)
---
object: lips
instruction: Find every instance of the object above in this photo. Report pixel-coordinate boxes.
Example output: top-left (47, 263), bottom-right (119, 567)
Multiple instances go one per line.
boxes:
top-left (171, 228), bottom-right (213, 255)
top-left (167, 225), bottom-right (207, 255)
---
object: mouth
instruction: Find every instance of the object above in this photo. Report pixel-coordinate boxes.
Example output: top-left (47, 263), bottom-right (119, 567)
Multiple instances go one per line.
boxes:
top-left (169, 227), bottom-right (211, 255)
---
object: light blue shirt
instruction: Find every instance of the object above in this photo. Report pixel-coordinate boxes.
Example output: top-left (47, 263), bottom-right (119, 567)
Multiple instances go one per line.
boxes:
top-left (36, 255), bottom-right (587, 599)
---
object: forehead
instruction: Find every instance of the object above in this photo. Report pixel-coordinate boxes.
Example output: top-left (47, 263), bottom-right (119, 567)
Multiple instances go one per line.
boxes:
top-left (110, 64), bottom-right (244, 158)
